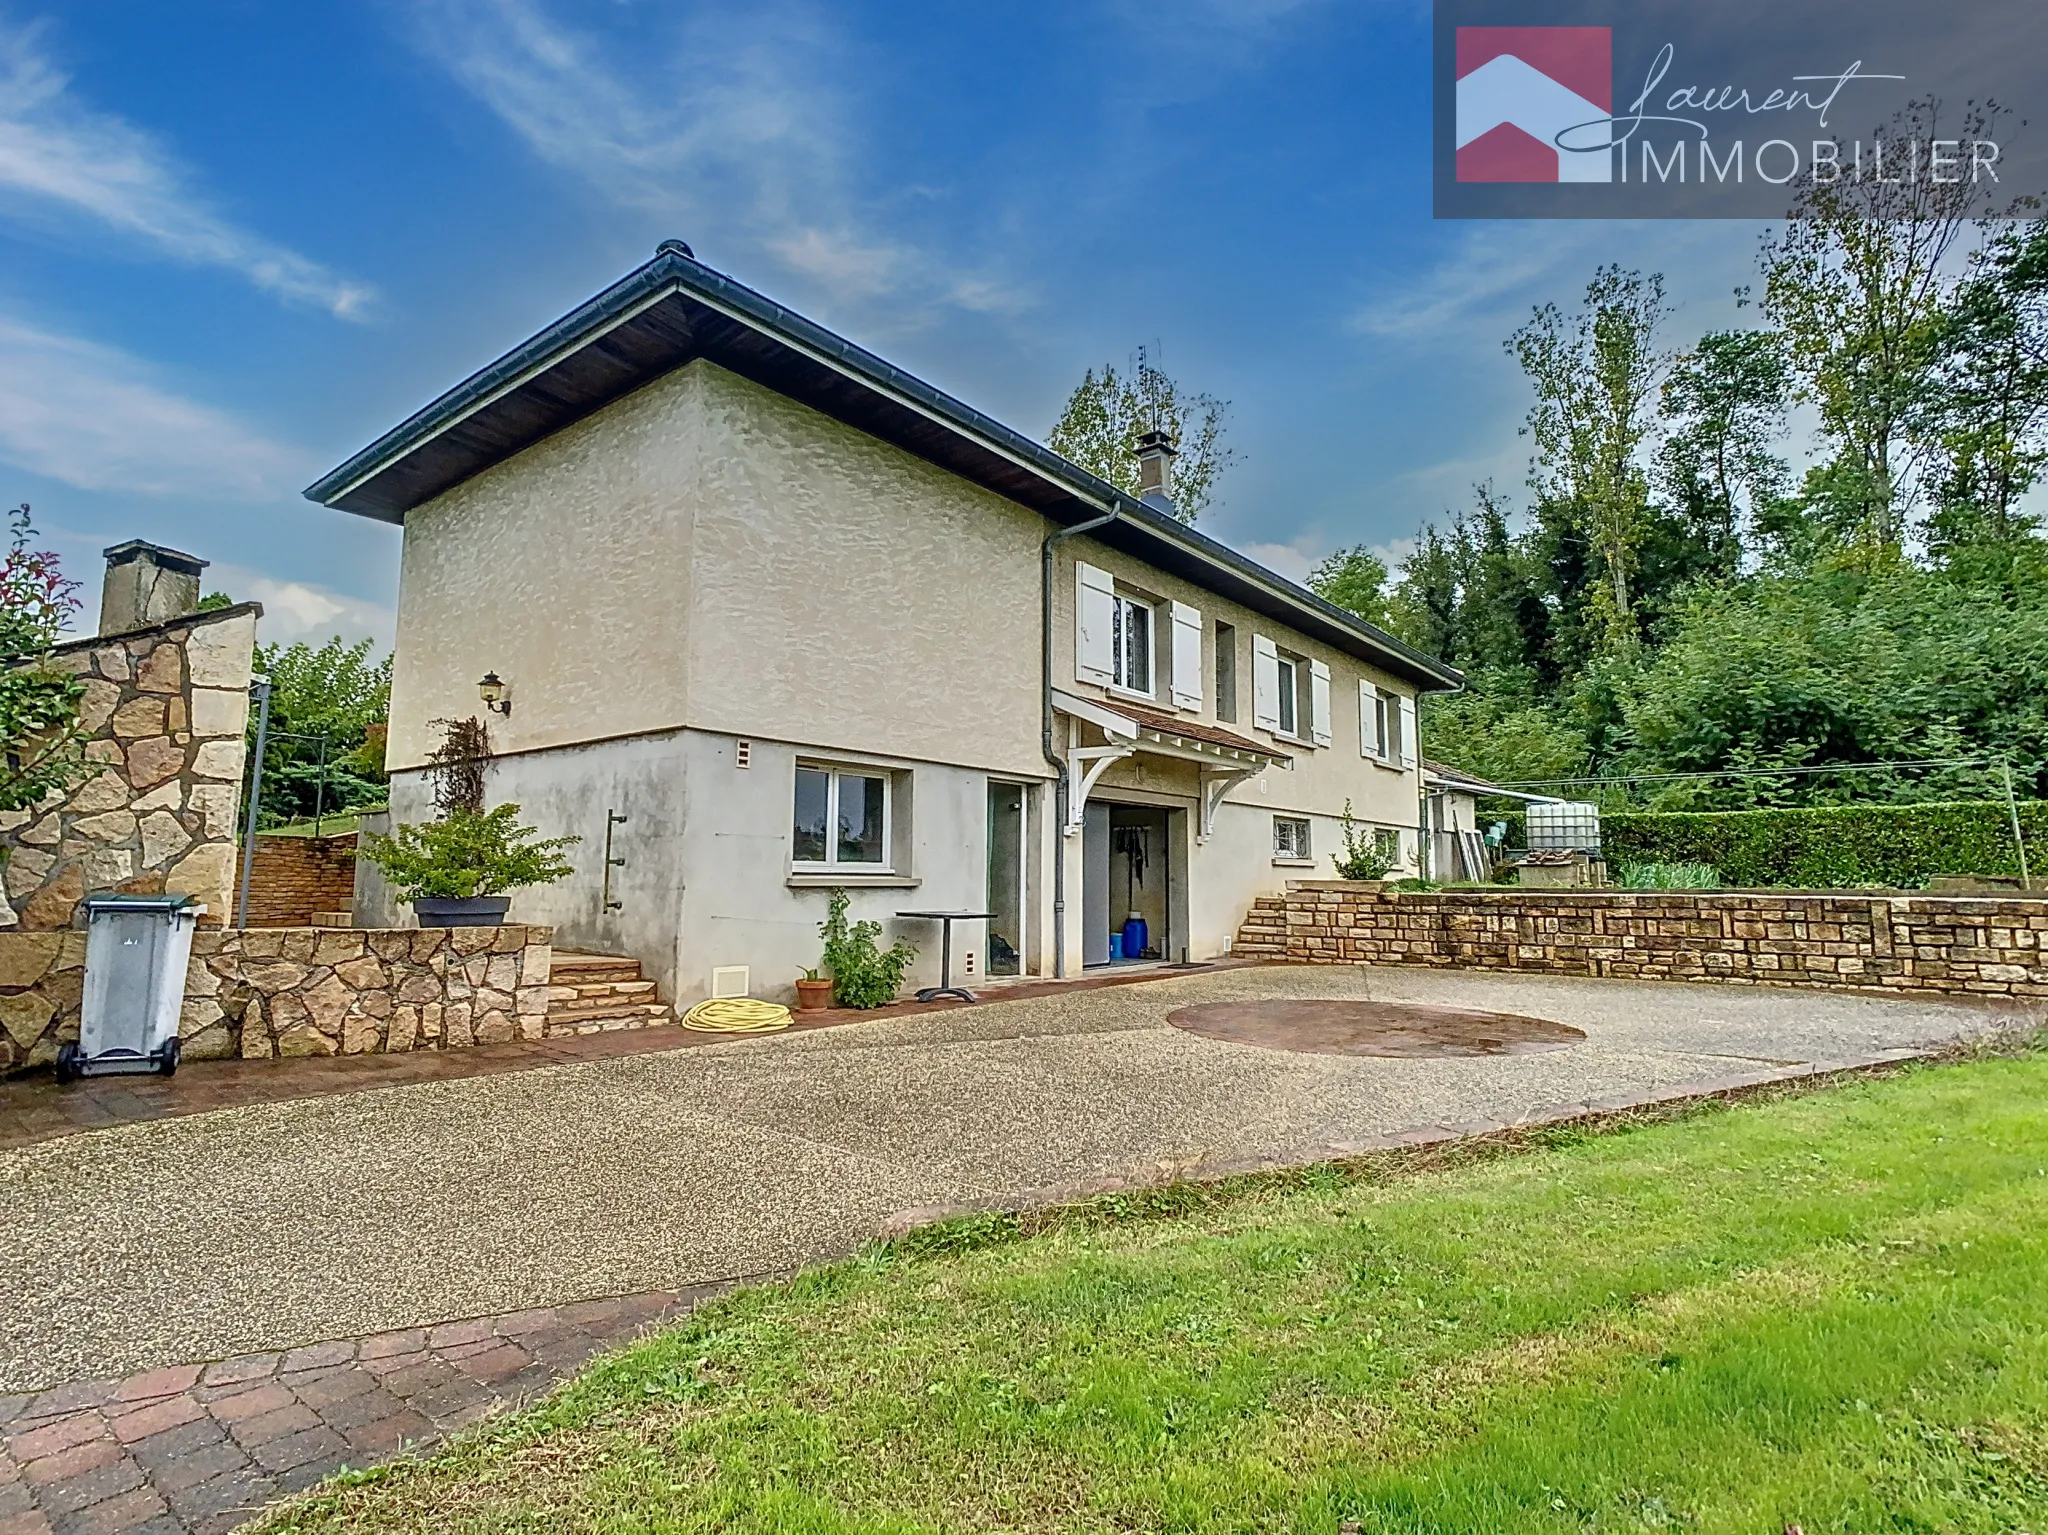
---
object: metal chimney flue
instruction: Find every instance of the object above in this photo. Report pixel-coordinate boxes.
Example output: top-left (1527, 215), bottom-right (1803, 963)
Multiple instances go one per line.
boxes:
top-left (99, 541), bottom-right (208, 635)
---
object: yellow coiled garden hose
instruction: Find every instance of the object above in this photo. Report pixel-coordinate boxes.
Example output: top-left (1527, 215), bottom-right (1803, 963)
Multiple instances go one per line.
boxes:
top-left (680, 996), bottom-right (792, 1033)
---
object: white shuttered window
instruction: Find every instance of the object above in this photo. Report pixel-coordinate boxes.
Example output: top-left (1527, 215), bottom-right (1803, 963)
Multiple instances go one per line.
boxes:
top-left (1251, 634), bottom-right (1280, 730)
top-left (1075, 562), bottom-right (1115, 685)
top-left (1309, 660), bottom-right (1332, 747)
top-left (1170, 602), bottom-right (1203, 710)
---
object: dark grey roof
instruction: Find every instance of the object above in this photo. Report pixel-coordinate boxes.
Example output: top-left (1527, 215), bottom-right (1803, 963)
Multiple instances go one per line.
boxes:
top-left (304, 243), bottom-right (1462, 690)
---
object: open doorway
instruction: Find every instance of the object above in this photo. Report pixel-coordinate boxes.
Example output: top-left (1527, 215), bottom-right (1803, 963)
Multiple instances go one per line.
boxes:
top-left (1083, 803), bottom-right (1171, 965)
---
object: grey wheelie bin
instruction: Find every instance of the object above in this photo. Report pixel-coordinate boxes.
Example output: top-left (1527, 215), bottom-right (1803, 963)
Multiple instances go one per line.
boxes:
top-left (55, 894), bottom-right (204, 1083)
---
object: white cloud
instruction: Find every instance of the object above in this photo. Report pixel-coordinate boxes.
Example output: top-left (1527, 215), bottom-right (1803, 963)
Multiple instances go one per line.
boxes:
top-left (1233, 537), bottom-right (1318, 585)
top-left (1350, 222), bottom-right (1760, 349)
top-left (409, 0), bottom-right (1025, 319)
top-left (0, 315), bottom-right (304, 498)
top-left (0, 20), bottom-right (373, 319)
top-left (209, 565), bottom-right (395, 650)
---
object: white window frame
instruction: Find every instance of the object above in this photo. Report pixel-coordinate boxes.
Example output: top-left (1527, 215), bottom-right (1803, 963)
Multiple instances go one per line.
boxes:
top-left (1361, 679), bottom-right (1393, 763)
top-left (792, 765), bottom-right (894, 872)
top-left (1274, 654), bottom-right (1298, 736)
top-left (1273, 815), bottom-right (1312, 861)
top-left (1110, 592), bottom-right (1156, 698)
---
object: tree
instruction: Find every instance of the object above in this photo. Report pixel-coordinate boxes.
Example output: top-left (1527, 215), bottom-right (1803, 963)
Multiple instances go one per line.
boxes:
top-left (1758, 100), bottom-right (2006, 560)
top-left (1656, 328), bottom-right (1789, 578)
top-left (1047, 358), bottom-right (1236, 521)
top-left (1307, 545), bottom-right (1389, 627)
top-left (1509, 266), bottom-right (1670, 650)
top-left (1919, 219), bottom-right (2048, 562)
top-left (0, 505), bottom-right (86, 814)
top-left (249, 636), bottom-right (392, 826)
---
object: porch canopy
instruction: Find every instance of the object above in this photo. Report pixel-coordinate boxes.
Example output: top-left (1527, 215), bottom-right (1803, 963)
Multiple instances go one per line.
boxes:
top-left (1052, 690), bottom-right (1289, 844)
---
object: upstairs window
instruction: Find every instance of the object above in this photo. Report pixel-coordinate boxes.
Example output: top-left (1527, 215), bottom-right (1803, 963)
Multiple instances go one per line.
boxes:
top-left (793, 766), bottom-right (890, 869)
top-left (1112, 593), bottom-right (1153, 695)
top-left (1274, 654), bottom-right (1297, 735)
top-left (1214, 621), bottom-right (1237, 722)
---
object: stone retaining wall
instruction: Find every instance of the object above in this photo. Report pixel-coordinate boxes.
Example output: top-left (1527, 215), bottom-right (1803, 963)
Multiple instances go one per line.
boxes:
top-left (241, 833), bottom-right (358, 927)
top-left (0, 924), bottom-right (552, 1073)
top-left (1235, 882), bottom-right (2048, 999)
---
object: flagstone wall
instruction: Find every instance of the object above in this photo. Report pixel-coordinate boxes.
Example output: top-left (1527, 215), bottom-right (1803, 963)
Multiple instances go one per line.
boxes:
top-left (1, 604), bottom-right (261, 931)
top-left (0, 923), bottom-right (553, 1074)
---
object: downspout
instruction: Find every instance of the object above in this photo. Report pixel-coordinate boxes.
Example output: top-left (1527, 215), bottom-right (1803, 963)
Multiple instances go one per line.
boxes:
top-left (1042, 502), bottom-right (1121, 978)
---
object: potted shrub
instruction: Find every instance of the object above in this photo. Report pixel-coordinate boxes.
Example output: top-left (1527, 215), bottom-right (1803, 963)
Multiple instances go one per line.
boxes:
top-left (817, 889), bottom-right (916, 1009)
top-left (360, 803), bottom-right (578, 926)
top-left (794, 968), bottom-right (835, 1011)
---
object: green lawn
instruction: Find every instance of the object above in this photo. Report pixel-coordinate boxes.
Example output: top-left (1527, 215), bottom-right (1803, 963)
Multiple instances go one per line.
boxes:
top-left (270, 1052), bottom-right (2048, 1534)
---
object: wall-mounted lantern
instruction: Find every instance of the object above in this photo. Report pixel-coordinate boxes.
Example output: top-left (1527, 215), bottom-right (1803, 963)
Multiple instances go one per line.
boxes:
top-left (477, 671), bottom-right (512, 716)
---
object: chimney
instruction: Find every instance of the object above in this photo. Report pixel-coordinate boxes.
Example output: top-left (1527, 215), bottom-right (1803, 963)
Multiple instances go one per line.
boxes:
top-left (99, 541), bottom-right (208, 635)
top-left (1135, 429), bottom-right (1177, 514)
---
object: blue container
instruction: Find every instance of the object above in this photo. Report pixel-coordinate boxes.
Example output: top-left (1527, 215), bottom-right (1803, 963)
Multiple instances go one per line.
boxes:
top-left (1107, 932), bottom-right (1124, 961)
top-left (1121, 914), bottom-right (1149, 960)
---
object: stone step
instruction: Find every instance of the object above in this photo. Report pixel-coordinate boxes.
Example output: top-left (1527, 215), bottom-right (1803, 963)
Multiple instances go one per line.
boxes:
top-left (549, 955), bottom-right (645, 982)
top-left (542, 951), bottom-right (672, 1030)
top-left (543, 1002), bottom-right (673, 1036)
top-left (549, 987), bottom-right (662, 1017)
top-left (552, 986), bottom-right (655, 1011)
top-left (309, 911), bottom-right (354, 929)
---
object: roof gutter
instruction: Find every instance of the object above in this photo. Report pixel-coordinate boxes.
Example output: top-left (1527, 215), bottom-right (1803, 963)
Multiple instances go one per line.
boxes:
top-left (1042, 501), bottom-right (1120, 980)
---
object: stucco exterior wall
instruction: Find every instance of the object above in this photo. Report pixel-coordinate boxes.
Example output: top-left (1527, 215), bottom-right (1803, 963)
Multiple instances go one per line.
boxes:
top-left (388, 360), bottom-right (1051, 779)
top-left (374, 732), bottom-right (690, 993)
top-left (685, 366), bottom-right (1047, 775)
top-left (385, 366), bottom-right (702, 768)
top-left (1052, 538), bottom-right (1421, 855)
top-left (377, 728), bottom-right (1005, 1006)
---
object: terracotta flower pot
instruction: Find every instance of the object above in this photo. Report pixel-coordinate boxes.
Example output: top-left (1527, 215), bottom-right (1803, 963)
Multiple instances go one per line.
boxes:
top-left (795, 978), bottom-right (835, 1011)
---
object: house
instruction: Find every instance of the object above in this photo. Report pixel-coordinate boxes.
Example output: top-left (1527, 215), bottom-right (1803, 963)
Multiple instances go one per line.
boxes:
top-left (306, 243), bottom-right (1462, 1004)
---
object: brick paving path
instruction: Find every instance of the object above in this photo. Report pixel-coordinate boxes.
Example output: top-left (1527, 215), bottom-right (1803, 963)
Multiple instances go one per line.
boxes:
top-left (0, 1290), bottom-right (713, 1535)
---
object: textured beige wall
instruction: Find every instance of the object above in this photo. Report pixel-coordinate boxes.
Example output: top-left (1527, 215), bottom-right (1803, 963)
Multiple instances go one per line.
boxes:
top-left (389, 362), bottom-right (1049, 778)
top-left (386, 367), bottom-right (702, 767)
top-left (685, 366), bottom-right (1046, 775)
top-left (1057, 540), bottom-right (1421, 838)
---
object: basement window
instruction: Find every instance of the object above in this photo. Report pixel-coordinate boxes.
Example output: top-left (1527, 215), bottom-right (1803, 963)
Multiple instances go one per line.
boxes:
top-left (793, 766), bottom-right (891, 870)
top-left (1273, 816), bottom-right (1312, 861)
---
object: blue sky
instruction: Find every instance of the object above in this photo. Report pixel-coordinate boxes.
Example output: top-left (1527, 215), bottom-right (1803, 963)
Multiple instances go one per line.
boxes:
top-left (0, 0), bottom-right (1767, 648)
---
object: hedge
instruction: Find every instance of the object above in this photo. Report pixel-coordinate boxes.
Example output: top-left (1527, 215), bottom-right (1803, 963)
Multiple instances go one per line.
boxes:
top-left (1599, 799), bottom-right (2048, 890)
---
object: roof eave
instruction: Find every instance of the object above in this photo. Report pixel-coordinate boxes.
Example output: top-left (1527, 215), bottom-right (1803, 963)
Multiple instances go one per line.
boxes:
top-left (304, 248), bottom-right (1464, 691)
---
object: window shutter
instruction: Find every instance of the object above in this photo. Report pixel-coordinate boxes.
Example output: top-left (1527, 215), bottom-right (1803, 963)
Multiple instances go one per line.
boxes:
top-left (1358, 679), bottom-right (1381, 757)
top-left (1251, 634), bottom-right (1279, 730)
top-left (1076, 562), bottom-right (1115, 685)
top-left (1397, 694), bottom-right (1419, 770)
top-left (1169, 602), bottom-right (1203, 710)
top-left (1309, 660), bottom-right (1332, 747)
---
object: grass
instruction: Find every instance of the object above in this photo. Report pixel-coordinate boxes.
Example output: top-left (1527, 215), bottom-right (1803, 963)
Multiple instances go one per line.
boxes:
top-left (258, 807), bottom-right (385, 839)
top-left (267, 1048), bottom-right (2048, 1534)
top-left (1617, 861), bottom-right (1723, 890)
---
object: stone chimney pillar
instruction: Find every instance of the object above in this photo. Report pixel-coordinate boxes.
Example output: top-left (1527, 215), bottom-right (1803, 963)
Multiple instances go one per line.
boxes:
top-left (1135, 429), bottom-right (1177, 512)
top-left (99, 541), bottom-right (209, 635)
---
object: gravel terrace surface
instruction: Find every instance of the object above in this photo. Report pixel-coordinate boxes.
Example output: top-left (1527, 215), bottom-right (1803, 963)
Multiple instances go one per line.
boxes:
top-left (0, 964), bottom-right (2013, 1393)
